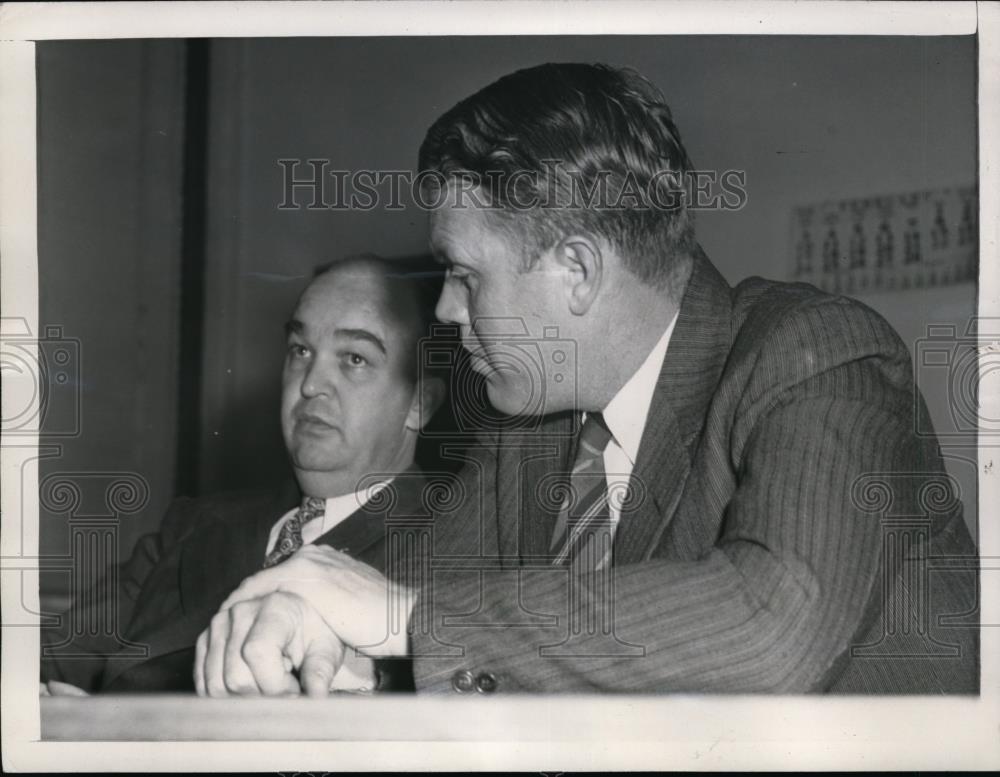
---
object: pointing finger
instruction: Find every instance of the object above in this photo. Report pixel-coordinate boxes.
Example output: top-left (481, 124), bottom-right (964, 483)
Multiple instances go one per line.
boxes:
top-left (300, 635), bottom-right (344, 698)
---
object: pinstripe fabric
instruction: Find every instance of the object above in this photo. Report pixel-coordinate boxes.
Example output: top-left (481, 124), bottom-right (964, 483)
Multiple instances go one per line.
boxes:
top-left (410, 250), bottom-right (978, 694)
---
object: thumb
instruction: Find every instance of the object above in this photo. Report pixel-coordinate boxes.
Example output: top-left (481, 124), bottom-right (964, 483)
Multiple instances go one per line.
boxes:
top-left (299, 636), bottom-right (344, 698)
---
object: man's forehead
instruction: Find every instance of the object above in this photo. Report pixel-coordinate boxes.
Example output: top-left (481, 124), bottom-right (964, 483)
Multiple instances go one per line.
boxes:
top-left (298, 265), bottom-right (376, 307)
top-left (430, 204), bottom-right (497, 258)
top-left (428, 204), bottom-right (460, 247)
top-left (293, 265), bottom-right (418, 341)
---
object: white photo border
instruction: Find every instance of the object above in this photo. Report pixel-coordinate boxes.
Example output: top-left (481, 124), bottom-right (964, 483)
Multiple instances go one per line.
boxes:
top-left (1, 1), bottom-right (997, 771)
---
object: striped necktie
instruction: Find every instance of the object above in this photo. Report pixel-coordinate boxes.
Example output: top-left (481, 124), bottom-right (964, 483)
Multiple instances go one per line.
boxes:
top-left (262, 496), bottom-right (326, 568)
top-left (550, 413), bottom-right (615, 569)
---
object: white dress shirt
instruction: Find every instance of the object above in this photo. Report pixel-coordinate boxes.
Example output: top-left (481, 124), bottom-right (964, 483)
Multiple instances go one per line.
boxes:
top-left (592, 311), bottom-right (678, 528)
top-left (264, 480), bottom-right (392, 556)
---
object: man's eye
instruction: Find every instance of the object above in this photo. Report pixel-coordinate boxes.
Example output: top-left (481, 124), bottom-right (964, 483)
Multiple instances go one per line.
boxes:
top-left (448, 268), bottom-right (473, 288)
top-left (344, 352), bottom-right (368, 368)
top-left (288, 344), bottom-right (310, 359)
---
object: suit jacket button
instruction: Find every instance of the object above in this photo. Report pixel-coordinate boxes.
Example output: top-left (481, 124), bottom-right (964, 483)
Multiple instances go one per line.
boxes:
top-left (451, 669), bottom-right (476, 693)
top-left (475, 671), bottom-right (499, 694)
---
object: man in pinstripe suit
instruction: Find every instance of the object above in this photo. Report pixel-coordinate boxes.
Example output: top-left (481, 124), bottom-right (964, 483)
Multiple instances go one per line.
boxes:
top-left (199, 63), bottom-right (978, 695)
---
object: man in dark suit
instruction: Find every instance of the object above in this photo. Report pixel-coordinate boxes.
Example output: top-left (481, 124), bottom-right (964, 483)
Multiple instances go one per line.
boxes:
top-left (198, 63), bottom-right (978, 694)
top-left (41, 254), bottom-right (445, 695)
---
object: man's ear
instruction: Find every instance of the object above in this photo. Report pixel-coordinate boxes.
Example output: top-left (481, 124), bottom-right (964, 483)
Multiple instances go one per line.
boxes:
top-left (405, 376), bottom-right (447, 432)
top-left (552, 234), bottom-right (603, 316)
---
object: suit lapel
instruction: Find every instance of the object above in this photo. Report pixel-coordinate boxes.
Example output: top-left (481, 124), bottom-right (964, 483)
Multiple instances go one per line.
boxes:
top-left (316, 467), bottom-right (427, 572)
top-left (313, 506), bottom-right (388, 559)
top-left (312, 469), bottom-right (428, 573)
top-left (177, 481), bottom-right (300, 613)
top-left (614, 248), bottom-right (734, 564)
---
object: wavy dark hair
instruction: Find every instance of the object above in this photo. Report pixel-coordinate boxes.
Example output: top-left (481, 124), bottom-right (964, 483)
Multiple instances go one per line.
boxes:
top-left (418, 62), bottom-right (697, 290)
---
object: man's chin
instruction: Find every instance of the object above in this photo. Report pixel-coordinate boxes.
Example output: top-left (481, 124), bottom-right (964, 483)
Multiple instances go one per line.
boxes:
top-left (484, 379), bottom-right (551, 418)
top-left (289, 445), bottom-right (347, 475)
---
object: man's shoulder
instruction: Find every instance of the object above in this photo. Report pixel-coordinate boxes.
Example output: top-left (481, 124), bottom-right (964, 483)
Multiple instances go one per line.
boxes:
top-left (160, 483), bottom-right (298, 543)
top-left (729, 276), bottom-right (907, 362)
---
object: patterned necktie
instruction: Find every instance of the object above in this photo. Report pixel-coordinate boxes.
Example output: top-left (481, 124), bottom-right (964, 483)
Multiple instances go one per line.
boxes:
top-left (262, 496), bottom-right (326, 568)
top-left (550, 413), bottom-right (615, 569)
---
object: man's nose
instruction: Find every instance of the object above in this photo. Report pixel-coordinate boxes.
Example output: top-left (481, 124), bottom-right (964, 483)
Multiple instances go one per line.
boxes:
top-left (301, 356), bottom-right (337, 398)
top-left (435, 281), bottom-right (469, 326)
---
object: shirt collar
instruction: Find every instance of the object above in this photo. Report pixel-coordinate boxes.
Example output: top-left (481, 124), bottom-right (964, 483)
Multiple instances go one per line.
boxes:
top-left (600, 311), bottom-right (679, 466)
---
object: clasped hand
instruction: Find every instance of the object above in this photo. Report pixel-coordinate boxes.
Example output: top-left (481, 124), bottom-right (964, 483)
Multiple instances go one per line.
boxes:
top-left (194, 545), bottom-right (414, 697)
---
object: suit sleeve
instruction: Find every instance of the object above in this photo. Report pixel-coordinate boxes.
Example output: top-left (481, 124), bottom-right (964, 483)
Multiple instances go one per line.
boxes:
top-left (408, 298), bottom-right (954, 692)
top-left (40, 497), bottom-right (197, 691)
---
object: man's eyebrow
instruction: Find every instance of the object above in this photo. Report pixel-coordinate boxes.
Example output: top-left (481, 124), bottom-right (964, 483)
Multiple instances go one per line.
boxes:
top-left (284, 319), bottom-right (303, 337)
top-left (336, 328), bottom-right (387, 355)
top-left (429, 244), bottom-right (452, 266)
